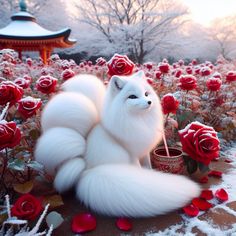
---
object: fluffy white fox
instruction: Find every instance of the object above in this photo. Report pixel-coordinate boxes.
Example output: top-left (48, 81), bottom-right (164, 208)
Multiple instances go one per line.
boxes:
top-left (35, 71), bottom-right (200, 217)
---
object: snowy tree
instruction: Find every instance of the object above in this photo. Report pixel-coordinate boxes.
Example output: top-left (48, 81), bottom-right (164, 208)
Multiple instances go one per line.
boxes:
top-left (72, 0), bottom-right (188, 63)
top-left (207, 15), bottom-right (236, 60)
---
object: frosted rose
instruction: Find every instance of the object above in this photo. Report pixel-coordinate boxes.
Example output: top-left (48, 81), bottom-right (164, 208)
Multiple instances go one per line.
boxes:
top-left (161, 94), bottom-right (179, 115)
top-left (179, 121), bottom-right (220, 165)
top-left (179, 75), bottom-right (197, 90)
top-left (107, 54), bottom-right (135, 77)
top-left (206, 77), bottom-right (222, 91)
top-left (36, 75), bottom-right (57, 94)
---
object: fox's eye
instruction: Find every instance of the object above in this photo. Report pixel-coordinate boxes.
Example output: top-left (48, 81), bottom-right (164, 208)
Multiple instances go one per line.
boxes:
top-left (145, 92), bottom-right (149, 96)
top-left (128, 95), bottom-right (138, 99)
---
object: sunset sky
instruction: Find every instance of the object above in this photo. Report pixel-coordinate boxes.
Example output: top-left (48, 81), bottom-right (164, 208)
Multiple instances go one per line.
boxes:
top-left (181, 0), bottom-right (236, 26)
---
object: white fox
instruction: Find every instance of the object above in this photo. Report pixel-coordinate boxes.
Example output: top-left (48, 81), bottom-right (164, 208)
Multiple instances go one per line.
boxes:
top-left (35, 71), bottom-right (200, 217)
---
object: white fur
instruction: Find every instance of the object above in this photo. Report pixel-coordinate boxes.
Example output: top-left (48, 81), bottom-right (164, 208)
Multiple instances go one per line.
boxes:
top-left (62, 74), bottom-right (106, 113)
top-left (54, 158), bottom-right (85, 193)
top-left (35, 127), bottom-right (85, 174)
top-left (35, 71), bottom-right (201, 217)
top-left (41, 92), bottom-right (98, 137)
top-left (77, 164), bottom-right (200, 217)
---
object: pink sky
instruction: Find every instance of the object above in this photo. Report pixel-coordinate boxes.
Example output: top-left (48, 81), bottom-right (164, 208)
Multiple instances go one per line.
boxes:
top-left (181, 0), bottom-right (236, 26)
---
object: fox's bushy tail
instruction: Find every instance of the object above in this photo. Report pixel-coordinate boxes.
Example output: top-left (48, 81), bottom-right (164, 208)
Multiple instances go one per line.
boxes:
top-left (77, 164), bottom-right (201, 217)
top-left (35, 75), bottom-right (106, 191)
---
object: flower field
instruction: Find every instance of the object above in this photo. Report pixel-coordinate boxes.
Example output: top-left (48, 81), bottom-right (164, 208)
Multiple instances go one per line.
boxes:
top-left (0, 49), bottom-right (235, 235)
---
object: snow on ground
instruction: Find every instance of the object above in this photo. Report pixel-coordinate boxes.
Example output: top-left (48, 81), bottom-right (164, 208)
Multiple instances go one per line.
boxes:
top-left (146, 144), bottom-right (236, 236)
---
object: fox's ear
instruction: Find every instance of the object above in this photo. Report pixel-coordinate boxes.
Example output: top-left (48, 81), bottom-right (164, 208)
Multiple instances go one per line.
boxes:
top-left (110, 75), bottom-right (126, 91)
top-left (133, 70), bottom-right (145, 79)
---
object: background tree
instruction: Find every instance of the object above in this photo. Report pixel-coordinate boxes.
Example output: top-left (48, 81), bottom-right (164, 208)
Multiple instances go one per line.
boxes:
top-left (207, 15), bottom-right (236, 60)
top-left (72, 0), bottom-right (188, 63)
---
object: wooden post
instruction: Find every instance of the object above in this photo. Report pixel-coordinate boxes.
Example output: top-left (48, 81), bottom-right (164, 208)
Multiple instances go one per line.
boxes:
top-left (42, 48), bottom-right (47, 64)
top-left (18, 51), bottom-right (22, 60)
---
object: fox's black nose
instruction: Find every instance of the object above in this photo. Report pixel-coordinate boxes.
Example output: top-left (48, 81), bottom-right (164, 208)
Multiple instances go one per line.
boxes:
top-left (147, 101), bottom-right (152, 105)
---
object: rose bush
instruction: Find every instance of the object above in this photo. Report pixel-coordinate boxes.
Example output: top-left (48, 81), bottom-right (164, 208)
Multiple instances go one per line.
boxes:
top-left (11, 194), bottom-right (43, 220)
top-left (107, 54), bottom-right (135, 77)
top-left (0, 120), bottom-right (21, 150)
top-left (179, 121), bottom-right (220, 166)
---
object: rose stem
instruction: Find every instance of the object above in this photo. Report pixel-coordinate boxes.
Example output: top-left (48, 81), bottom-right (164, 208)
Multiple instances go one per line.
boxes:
top-left (162, 131), bottom-right (170, 157)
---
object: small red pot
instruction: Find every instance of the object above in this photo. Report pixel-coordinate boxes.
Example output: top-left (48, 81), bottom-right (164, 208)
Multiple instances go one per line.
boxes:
top-left (151, 147), bottom-right (184, 174)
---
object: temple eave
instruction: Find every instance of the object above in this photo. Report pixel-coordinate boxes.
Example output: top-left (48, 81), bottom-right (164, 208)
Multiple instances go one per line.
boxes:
top-left (0, 37), bottom-right (75, 50)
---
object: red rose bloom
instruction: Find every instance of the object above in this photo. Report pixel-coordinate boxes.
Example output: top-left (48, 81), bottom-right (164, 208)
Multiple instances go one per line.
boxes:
top-left (179, 75), bottom-right (197, 90)
top-left (0, 81), bottom-right (23, 106)
top-left (158, 62), bottom-right (170, 74)
top-left (96, 57), bottom-right (106, 66)
top-left (0, 120), bottom-right (21, 150)
top-left (107, 54), bottom-right (135, 77)
top-left (17, 96), bottom-right (42, 119)
top-left (61, 69), bottom-right (75, 81)
top-left (14, 77), bottom-right (31, 89)
top-left (206, 77), bottom-right (222, 91)
top-left (161, 94), bottom-right (179, 115)
top-left (11, 194), bottom-right (43, 220)
top-left (185, 66), bottom-right (193, 74)
top-left (174, 69), bottom-right (182, 78)
top-left (200, 66), bottom-right (212, 76)
top-left (36, 75), bottom-right (57, 94)
top-left (179, 121), bottom-right (220, 165)
top-left (226, 71), bottom-right (236, 82)
top-left (155, 71), bottom-right (162, 79)
top-left (144, 62), bottom-right (153, 70)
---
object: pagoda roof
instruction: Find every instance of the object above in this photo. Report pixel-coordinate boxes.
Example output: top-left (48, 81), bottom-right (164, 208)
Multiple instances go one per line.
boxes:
top-left (0, 9), bottom-right (76, 46)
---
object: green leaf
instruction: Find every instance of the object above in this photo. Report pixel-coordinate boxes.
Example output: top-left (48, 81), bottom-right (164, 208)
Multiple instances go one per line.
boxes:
top-left (198, 162), bottom-right (210, 173)
top-left (7, 158), bottom-right (25, 171)
top-left (186, 159), bottom-right (198, 174)
top-left (27, 160), bottom-right (44, 172)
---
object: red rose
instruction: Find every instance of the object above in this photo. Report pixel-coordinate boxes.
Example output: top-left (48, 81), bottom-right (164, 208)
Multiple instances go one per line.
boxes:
top-left (14, 77), bottom-right (31, 89)
top-left (161, 94), bottom-right (179, 115)
top-left (155, 71), bottom-right (162, 79)
top-left (61, 69), bottom-right (75, 81)
top-left (174, 69), bottom-right (182, 78)
top-left (17, 96), bottom-right (42, 119)
top-left (226, 71), bottom-right (236, 82)
top-left (178, 60), bottom-right (184, 66)
top-left (26, 58), bottom-right (33, 67)
top-left (179, 121), bottom-right (220, 165)
top-left (36, 75), bottom-right (57, 94)
top-left (200, 66), bottom-right (212, 76)
top-left (158, 62), bottom-right (169, 74)
top-left (0, 81), bottom-right (23, 106)
top-left (96, 57), bottom-right (106, 66)
top-left (179, 75), bottom-right (197, 90)
top-left (185, 66), bottom-right (193, 74)
top-left (107, 54), bottom-right (135, 77)
top-left (0, 120), bottom-right (21, 150)
top-left (11, 194), bottom-right (43, 220)
top-left (144, 62), bottom-right (153, 70)
top-left (206, 77), bottom-right (222, 91)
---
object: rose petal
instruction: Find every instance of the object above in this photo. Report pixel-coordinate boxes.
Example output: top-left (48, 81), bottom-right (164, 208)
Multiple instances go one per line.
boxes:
top-left (116, 218), bottom-right (132, 231)
top-left (208, 170), bottom-right (222, 178)
top-left (215, 188), bottom-right (229, 202)
top-left (192, 198), bottom-right (213, 211)
top-left (183, 204), bottom-right (199, 217)
top-left (200, 190), bottom-right (214, 200)
top-left (199, 176), bottom-right (208, 184)
top-left (224, 159), bottom-right (232, 163)
top-left (71, 213), bottom-right (96, 233)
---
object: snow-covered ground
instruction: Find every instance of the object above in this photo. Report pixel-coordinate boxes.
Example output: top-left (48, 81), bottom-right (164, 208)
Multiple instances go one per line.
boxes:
top-left (147, 144), bottom-right (236, 236)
